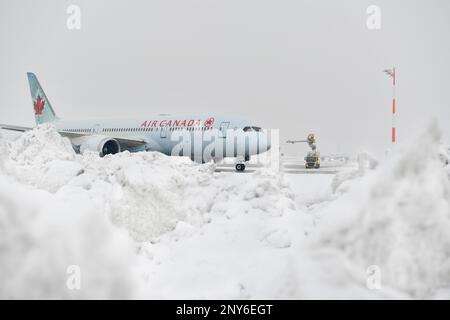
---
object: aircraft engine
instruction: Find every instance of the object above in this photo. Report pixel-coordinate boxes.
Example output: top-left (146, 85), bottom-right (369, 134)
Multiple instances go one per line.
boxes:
top-left (79, 135), bottom-right (121, 157)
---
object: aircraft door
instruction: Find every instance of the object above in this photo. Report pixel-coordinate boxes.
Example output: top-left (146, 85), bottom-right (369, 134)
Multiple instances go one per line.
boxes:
top-left (160, 125), bottom-right (168, 138)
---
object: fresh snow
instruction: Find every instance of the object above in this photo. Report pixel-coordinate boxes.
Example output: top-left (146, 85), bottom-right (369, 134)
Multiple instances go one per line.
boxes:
top-left (0, 124), bottom-right (449, 299)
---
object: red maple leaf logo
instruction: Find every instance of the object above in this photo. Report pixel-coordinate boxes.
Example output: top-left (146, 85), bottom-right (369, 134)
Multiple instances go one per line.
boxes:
top-left (34, 95), bottom-right (45, 115)
top-left (205, 117), bottom-right (214, 127)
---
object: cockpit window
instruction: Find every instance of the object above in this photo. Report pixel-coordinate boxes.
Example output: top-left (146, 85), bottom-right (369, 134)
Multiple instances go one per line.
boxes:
top-left (243, 126), bottom-right (262, 132)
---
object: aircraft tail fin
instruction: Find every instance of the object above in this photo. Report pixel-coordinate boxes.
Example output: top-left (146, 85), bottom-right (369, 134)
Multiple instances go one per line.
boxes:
top-left (27, 72), bottom-right (58, 125)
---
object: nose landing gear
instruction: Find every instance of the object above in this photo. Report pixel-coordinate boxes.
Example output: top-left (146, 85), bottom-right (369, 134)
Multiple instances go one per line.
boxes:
top-left (235, 155), bottom-right (249, 172)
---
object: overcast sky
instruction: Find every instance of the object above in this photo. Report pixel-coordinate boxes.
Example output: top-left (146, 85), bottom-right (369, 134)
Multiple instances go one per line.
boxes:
top-left (1, 0), bottom-right (449, 156)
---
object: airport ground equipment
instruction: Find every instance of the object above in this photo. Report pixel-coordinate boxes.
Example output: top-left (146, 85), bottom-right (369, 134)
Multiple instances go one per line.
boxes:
top-left (286, 133), bottom-right (320, 169)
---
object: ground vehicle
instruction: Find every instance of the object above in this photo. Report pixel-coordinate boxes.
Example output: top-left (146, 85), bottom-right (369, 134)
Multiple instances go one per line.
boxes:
top-left (286, 133), bottom-right (321, 169)
top-left (305, 151), bottom-right (320, 169)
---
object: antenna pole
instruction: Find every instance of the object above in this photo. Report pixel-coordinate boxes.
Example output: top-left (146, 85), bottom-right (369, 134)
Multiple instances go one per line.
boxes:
top-left (392, 67), bottom-right (396, 144)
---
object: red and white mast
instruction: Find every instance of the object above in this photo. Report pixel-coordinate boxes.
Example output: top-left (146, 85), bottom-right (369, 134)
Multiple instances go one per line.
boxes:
top-left (384, 67), bottom-right (396, 144)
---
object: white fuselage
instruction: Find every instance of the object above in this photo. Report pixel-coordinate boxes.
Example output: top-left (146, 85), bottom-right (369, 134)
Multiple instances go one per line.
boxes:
top-left (53, 115), bottom-right (271, 163)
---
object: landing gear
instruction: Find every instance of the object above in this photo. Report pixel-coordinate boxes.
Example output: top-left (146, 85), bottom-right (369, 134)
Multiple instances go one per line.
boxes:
top-left (235, 163), bottom-right (246, 172)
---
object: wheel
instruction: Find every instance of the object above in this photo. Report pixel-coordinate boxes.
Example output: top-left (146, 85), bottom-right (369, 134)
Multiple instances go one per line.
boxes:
top-left (235, 163), bottom-right (246, 172)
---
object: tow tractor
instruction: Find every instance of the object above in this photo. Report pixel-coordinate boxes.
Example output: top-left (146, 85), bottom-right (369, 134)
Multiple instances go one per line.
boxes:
top-left (304, 151), bottom-right (320, 169)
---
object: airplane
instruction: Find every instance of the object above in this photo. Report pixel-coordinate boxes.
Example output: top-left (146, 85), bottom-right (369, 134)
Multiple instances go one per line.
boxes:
top-left (0, 73), bottom-right (271, 171)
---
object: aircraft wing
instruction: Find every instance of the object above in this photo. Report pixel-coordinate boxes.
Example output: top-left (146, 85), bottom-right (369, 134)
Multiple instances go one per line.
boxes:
top-left (115, 137), bottom-right (147, 148)
top-left (60, 131), bottom-right (146, 148)
top-left (0, 123), bottom-right (32, 132)
top-left (1, 124), bottom-right (146, 148)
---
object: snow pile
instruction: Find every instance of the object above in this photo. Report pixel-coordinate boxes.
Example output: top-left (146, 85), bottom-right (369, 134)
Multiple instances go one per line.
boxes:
top-left (5, 126), bottom-right (298, 242)
top-left (95, 156), bottom-right (297, 242)
top-left (3, 123), bottom-right (450, 299)
top-left (137, 167), bottom-right (388, 299)
top-left (4, 126), bottom-right (210, 240)
top-left (330, 151), bottom-right (378, 194)
top-left (1, 125), bottom-right (307, 299)
top-left (0, 127), bottom-right (148, 298)
top-left (314, 123), bottom-right (450, 298)
top-left (0, 172), bottom-right (140, 299)
top-left (137, 174), bottom-right (319, 299)
top-left (76, 152), bottom-right (207, 241)
top-left (8, 124), bottom-right (76, 163)
top-left (0, 132), bottom-right (6, 170)
top-left (6, 124), bottom-right (83, 192)
top-left (438, 144), bottom-right (450, 168)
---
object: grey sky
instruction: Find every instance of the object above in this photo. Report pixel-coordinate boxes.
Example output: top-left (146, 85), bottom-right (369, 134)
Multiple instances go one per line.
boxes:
top-left (1, 0), bottom-right (450, 157)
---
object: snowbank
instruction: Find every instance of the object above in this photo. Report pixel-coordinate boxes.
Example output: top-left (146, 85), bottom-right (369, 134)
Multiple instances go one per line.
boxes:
top-left (2, 123), bottom-right (450, 299)
top-left (313, 123), bottom-right (450, 298)
top-left (0, 132), bottom-right (6, 170)
top-left (0, 171), bottom-right (140, 299)
top-left (4, 126), bottom-right (211, 240)
top-left (1, 125), bottom-right (318, 298)
top-left (330, 151), bottom-right (378, 194)
top-left (6, 125), bottom-right (81, 192)
top-left (4, 125), bottom-right (298, 242)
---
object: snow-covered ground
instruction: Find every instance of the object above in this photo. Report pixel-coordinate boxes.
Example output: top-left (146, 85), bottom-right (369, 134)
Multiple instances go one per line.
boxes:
top-left (1, 124), bottom-right (449, 299)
